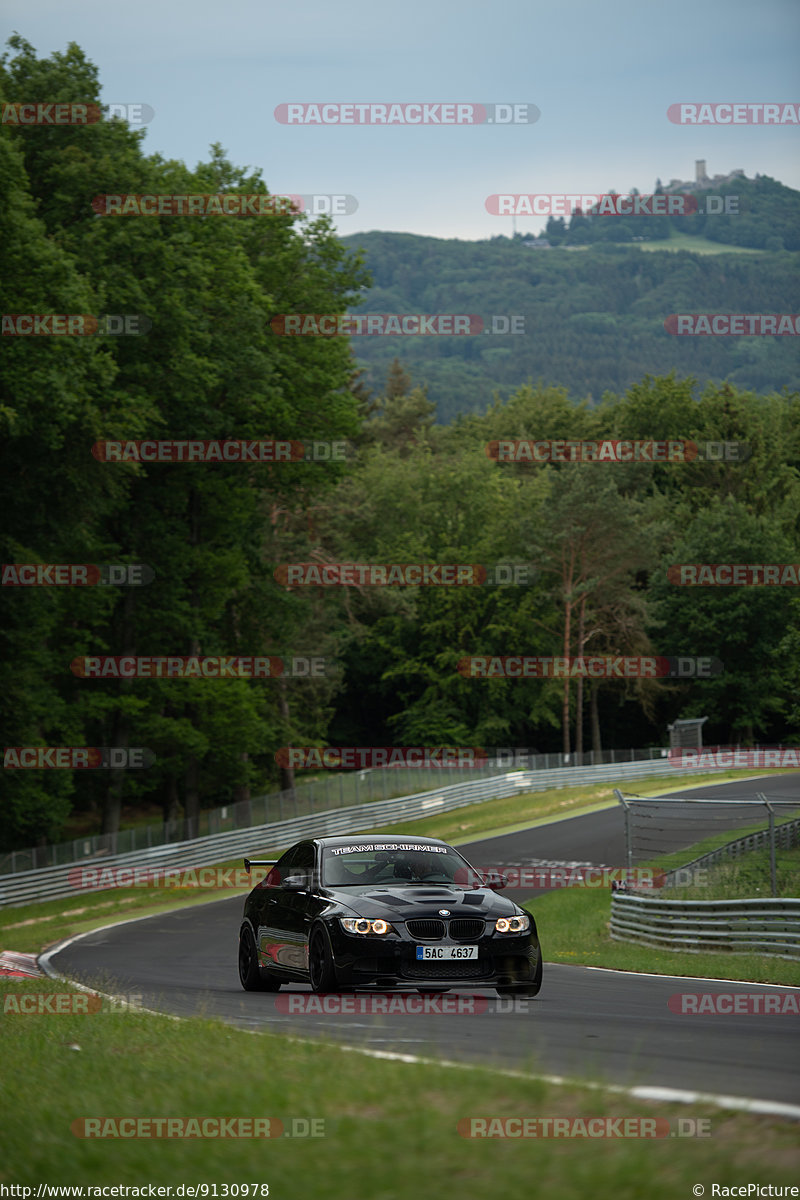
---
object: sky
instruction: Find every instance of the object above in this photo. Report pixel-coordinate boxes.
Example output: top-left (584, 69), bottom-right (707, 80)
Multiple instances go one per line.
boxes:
top-left (2, 0), bottom-right (799, 241)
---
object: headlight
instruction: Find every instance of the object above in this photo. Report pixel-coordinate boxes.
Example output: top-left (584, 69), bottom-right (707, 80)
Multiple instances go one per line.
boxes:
top-left (339, 917), bottom-right (394, 936)
top-left (494, 914), bottom-right (530, 934)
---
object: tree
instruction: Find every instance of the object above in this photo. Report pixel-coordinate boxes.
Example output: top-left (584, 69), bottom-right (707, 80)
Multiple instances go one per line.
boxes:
top-left (523, 466), bottom-right (660, 753)
top-left (649, 497), bottom-right (795, 742)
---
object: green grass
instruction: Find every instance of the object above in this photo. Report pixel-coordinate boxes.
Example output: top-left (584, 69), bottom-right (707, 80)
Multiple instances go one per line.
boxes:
top-left (4, 769), bottom-right (799, 1192)
top-left (525, 885), bottom-right (800, 985)
top-left (668, 844), bottom-right (800, 901)
top-left (647, 806), bottom-right (800, 881)
top-left (1, 975), bottom-right (798, 1195)
top-left (529, 832), bottom-right (800, 985)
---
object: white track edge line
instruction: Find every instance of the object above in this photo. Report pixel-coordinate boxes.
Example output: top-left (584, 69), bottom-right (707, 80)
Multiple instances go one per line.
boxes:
top-left (35, 919), bottom-right (800, 1123)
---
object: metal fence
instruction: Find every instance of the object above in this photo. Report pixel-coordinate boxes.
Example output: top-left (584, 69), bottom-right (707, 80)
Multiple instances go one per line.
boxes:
top-left (660, 814), bottom-right (800, 894)
top-left (610, 893), bottom-right (800, 960)
top-left (1, 745), bottom-right (675, 875)
top-left (0, 756), bottom-right (714, 908)
top-left (615, 789), bottom-right (800, 881)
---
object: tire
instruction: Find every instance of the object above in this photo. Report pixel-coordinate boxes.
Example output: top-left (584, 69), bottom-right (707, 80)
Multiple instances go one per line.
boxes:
top-left (238, 925), bottom-right (280, 992)
top-left (308, 926), bottom-right (338, 993)
top-left (496, 949), bottom-right (543, 999)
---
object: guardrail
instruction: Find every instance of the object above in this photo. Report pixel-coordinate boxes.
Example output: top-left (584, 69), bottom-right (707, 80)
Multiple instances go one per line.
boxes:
top-left (1, 745), bottom-right (674, 875)
top-left (0, 756), bottom-right (714, 909)
top-left (610, 893), bottom-right (800, 960)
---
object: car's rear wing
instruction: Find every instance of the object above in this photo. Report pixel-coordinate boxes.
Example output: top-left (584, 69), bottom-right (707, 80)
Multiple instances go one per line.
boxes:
top-left (243, 858), bottom-right (278, 873)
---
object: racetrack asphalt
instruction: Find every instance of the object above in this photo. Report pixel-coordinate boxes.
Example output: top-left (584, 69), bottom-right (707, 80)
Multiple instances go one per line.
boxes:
top-left (43, 774), bottom-right (800, 1109)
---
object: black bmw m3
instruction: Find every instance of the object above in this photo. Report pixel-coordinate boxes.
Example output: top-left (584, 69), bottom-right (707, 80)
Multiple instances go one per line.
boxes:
top-left (238, 834), bottom-right (542, 997)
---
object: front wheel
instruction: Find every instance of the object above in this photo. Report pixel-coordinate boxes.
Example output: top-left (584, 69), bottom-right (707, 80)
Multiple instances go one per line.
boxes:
top-left (496, 949), bottom-right (542, 999)
top-left (239, 925), bottom-right (280, 992)
top-left (308, 927), bottom-right (338, 993)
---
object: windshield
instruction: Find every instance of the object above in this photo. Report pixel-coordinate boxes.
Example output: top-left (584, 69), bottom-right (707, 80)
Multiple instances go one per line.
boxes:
top-left (321, 842), bottom-right (485, 888)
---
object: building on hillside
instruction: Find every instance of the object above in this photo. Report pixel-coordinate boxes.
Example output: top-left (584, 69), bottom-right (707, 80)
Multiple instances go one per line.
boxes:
top-left (662, 162), bottom-right (746, 192)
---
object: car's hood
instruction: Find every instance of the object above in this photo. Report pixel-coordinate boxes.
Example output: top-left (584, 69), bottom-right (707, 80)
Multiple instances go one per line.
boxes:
top-left (321, 883), bottom-right (522, 920)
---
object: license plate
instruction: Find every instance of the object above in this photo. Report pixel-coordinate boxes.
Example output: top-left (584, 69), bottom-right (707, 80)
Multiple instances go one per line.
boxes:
top-left (415, 945), bottom-right (478, 960)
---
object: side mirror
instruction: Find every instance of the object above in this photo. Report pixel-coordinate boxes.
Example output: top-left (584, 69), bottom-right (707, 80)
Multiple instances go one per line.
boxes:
top-left (282, 874), bottom-right (308, 891)
top-left (482, 870), bottom-right (508, 891)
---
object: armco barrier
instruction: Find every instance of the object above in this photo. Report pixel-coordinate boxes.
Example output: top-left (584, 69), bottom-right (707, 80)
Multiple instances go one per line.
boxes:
top-left (2, 745), bottom-right (673, 874)
top-left (0, 757), bottom-right (715, 908)
top-left (610, 893), bottom-right (800, 960)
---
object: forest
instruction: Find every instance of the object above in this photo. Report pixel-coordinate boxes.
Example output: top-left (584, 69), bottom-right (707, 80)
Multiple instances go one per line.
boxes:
top-left (340, 223), bottom-right (800, 422)
top-left (1, 37), bottom-right (798, 851)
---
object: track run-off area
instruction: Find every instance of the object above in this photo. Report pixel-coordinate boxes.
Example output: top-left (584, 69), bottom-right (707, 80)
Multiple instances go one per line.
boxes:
top-left (42, 774), bottom-right (800, 1115)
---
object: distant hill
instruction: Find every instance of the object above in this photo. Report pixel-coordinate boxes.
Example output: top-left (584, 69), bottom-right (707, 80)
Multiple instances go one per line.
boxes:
top-left (342, 216), bottom-right (800, 421)
top-left (540, 172), bottom-right (800, 251)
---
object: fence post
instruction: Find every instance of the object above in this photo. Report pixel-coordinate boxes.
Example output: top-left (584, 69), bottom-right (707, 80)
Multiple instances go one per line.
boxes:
top-left (759, 793), bottom-right (777, 897)
top-left (614, 788), bottom-right (632, 871)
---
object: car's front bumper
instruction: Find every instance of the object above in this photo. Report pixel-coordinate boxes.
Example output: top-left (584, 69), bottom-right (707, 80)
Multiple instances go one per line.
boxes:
top-left (327, 925), bottom-right (541, 989)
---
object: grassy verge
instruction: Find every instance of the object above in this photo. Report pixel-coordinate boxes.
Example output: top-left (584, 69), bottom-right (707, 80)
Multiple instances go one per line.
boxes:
top-left (528, 834), bottom-right (800, 986)
top-left (668, 844), bottom-right (800, 901)
top-left (0, 768), bottom-right (780, 956)
top-left (525, 886), bottom-right (800, 985)
top-left (1, 975), bottom-right (798, 1194)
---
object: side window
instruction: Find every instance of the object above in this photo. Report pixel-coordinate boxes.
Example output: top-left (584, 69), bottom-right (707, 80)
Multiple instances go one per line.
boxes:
top-left (290, 843), bottom-right (316, 889)
top-left (261, 847), bottom-right (295, 889)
